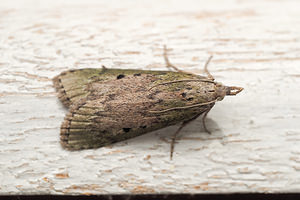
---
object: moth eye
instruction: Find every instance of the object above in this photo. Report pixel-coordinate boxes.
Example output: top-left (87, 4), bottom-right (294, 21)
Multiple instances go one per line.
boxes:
top-left (186, 87), bottom-right (192, 90)
top-left (187, 97), bottom-right (194, 101)
top-left (180, 92), bottom-right (187, 98)
top-left (123, 128), bottom-right (131, 132)
top-left (117, 74), bottom-right (125, 79)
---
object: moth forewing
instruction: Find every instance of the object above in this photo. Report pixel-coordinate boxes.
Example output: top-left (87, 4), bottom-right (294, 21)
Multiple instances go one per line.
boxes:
top-left (53, 47), bottom-right (243, 158)
top-left (56, 70), bottom-right (213, 149)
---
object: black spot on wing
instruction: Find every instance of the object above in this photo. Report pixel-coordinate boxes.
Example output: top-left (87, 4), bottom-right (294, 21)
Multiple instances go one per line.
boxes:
top-left (123, 128), bottom-right (131, 132)
top-left (117, 74), bottom-right (125, 79)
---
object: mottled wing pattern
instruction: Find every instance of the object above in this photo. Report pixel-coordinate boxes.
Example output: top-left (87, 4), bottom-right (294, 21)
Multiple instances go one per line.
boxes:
top-left (60, 97), bottom-right (161, 150)
top-left (53, 68), bottom-right (173, 107)
top-left (54, 68), bottom-right (216, 150)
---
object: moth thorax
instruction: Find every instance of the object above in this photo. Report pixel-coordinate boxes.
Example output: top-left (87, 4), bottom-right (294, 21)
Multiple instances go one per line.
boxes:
top-left (215, 83), bottom-right (228, 100)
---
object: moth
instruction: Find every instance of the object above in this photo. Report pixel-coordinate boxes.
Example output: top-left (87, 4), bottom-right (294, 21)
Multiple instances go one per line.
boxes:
top-left (53, 46), bottom-right (243, 159)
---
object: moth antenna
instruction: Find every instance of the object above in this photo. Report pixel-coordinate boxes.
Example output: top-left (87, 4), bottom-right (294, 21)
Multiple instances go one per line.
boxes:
top-left (170, 113), bottom-right (202, 159)
top-left (150, 99), bottom-right (217, 113)
top-left (164, 46), bottom-right (215, 81)
top-left (203, 55), bottom-right (214, 81)
top-left (148, 79), bottom-right (215, 91)
top-left (163, 45), bottom-right (193, 75)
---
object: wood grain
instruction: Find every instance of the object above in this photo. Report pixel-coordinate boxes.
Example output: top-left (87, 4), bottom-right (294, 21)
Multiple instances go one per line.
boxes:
top-left (0, 0), bottom-right (299, 194)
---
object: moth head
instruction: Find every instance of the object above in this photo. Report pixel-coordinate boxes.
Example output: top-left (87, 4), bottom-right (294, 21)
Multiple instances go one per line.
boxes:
top-left (215, 83), bottom-right (243, 100)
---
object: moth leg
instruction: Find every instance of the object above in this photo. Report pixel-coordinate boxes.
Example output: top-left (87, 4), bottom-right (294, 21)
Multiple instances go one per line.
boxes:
top-left (170, 105), bottom-right (213, 159)
top-left (170, 113), bottom-right (202, 159)
top-left (202, 105), bottom-right (214, 134)
top-left (203, 55), bottom-right (214, 80)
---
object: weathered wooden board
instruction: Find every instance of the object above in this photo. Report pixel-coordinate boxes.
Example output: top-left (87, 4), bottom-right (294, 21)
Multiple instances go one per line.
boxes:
top-left (0, 0), bottom-right (300, 194)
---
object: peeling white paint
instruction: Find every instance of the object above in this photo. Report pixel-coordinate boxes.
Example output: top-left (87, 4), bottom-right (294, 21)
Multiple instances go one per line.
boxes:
top-left (0, 0), bottom-right (300, 194)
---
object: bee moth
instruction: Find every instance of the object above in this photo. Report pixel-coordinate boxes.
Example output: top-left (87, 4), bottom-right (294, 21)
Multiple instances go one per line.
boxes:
top-left (53, 46), bottom-right (243, 159)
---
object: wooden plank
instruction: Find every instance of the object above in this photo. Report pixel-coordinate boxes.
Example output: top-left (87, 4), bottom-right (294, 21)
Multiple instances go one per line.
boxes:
top-left (0, 0), bottom-right (300, 194)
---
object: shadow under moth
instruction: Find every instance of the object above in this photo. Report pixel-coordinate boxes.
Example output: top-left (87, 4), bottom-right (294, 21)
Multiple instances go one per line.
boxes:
top-left (53, 46), bottom-right (243, 159)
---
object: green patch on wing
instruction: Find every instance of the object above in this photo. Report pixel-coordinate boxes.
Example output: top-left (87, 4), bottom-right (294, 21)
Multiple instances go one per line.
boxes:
top-left (53, 67), bottom-right (201, 107)
top-left (53, 68), bottom-right (105, 107)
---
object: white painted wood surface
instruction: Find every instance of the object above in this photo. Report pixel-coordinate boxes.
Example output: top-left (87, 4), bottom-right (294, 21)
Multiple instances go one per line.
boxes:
top-left (1, 0), bottom-right (300, 194)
